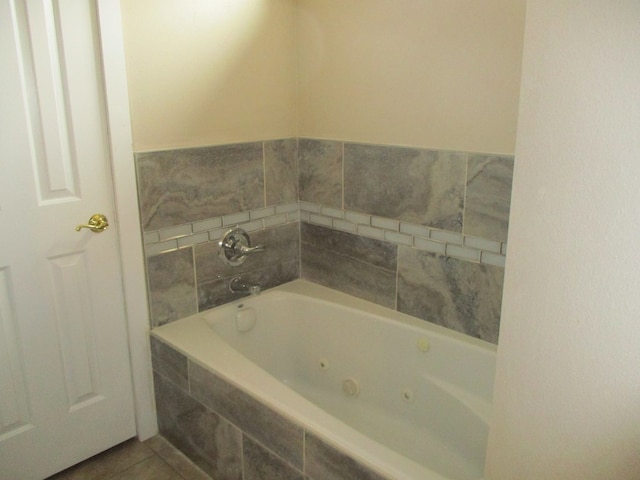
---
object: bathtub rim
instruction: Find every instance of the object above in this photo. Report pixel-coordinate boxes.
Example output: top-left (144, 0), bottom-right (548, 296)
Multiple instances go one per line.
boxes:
top-left (151, 279), bottom-right (495, 480)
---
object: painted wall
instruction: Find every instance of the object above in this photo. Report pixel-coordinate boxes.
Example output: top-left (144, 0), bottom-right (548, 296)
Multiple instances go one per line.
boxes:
top-left (120, 0), bottom-right (524, 155)
top-left (297, 0), bottom-right (525, 154)
top-left (486, 1), bottom-right (640, 478)
top-left (120, 0), bottom-right (297, 151)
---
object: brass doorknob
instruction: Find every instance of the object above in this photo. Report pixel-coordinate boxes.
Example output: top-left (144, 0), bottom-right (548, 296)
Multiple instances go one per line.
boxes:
top-left (75, 213), bottom-right (109, 233)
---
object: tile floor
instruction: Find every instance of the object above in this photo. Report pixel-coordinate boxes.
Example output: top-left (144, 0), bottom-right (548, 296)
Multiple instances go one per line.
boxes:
top-left (45, 436), bottom-right (211, 480)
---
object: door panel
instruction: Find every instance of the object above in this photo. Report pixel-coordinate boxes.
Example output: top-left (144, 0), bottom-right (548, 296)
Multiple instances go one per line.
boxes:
top-left (0, 268), bottom-right (31, 440)
top-left (0, 0), bottom-right (136, 477)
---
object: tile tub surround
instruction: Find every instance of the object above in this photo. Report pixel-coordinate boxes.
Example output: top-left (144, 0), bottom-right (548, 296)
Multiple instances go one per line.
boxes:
top-left (137, 138), bottom-right (511, 341)
top-left (397, 248), bottom-right (505, 345)
top-left (145, 222), bottom-right (299, 328)
top-left (151, 336), bottom-right (388, 480)
top-left (300, 222), bottom-right (504, 344)
top-left (299, 139), bottom-right (514, 244)
top-left (195, 223), bottom-right (300, 311)
top-left (344, 144), bottom-right (466, 232)
top-left (136, 139), bottom-right (298, 232)
top-left (298, 138), bottom-right (343, 209)
top-left (300, 223), bottom-right (398, 309)
top-left (147, 248), bottom-right (198, 328)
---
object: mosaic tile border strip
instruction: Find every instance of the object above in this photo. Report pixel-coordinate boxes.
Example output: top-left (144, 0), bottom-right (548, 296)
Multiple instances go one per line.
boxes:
top-left (142, 203), bottom-right (300, 257)
top-left (299, 202), bottom-right (507, 268)
top-left (143, 201), bottom-right (507, 268)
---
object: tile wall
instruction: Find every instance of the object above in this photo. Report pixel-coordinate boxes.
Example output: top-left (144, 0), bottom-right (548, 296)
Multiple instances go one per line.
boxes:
top-left (137, 138), bottom-right (513, 344)
top-left (136, 139), bottom-right (300, 328)
top-left (139, 138), bottom-right (513, 479)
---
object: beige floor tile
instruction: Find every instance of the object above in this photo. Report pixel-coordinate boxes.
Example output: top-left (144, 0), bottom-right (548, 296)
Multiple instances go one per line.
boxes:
top-left (154, 444), bottom-right (212, 480)
top-left (143, 435), bottom-right (174, 453)
top-left (44, 436), bottom-right (210, 480)
top-left (110, 455), bottom-right (182, 480)
top-left (46, 438), bottom-right (155, 480)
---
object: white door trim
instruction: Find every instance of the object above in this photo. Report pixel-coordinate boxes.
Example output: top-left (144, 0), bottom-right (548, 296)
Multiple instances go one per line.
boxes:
top-left (96, 0), bottom-right (157, 440)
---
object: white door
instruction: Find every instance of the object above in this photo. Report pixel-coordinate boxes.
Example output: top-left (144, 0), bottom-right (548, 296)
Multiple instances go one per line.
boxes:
top-left (0, 0), bottom-right (136, 478)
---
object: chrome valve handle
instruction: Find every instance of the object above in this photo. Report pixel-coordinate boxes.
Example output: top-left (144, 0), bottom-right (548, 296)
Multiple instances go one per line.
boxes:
top-left (218, 228), bottom-right (265, 266)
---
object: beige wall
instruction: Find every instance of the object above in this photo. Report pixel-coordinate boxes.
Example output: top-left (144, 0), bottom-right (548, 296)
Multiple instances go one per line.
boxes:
top-left (120, 0), bottom-right (297, 152)
top-left (486, 1), bottom-right (640, 478)
top-left (121, 0), bottom-right (524, 154)
top-left (297, 0), bottom-right (525, 154)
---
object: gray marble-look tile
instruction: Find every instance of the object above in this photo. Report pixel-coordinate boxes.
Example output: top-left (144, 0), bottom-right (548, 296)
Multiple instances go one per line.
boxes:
top-left (265, 138), bottom-right (298, 205)
top-left (300, 247), bottom-right (396, 309)
top-left (150, 337), bottom-right (189, 391)
top-left (344, 144), bottom-right (466, 231)
top-left (305, 433), bottom-right (388, 480)
top-left (136, 143), bottom-right (264, 231)
top-left (301, 223), bottom-right (396, 270)
top-left (196, 223), bottom-right (299, 284)
top-left (298, 139), bottom-right (343, 209)
top-left (300, 223), bottom-right (397, 309)
top-left (147, 248), bottom-right (197, 328)
top-left (464, 154), bottom-right (514, 242)
top-left (397, 247), bottom-right (504, 344)
top-left (188, 361), bottom-right (304, 470)
top-left (243, 435), bottom-right (305, 480)
top-left (154, 371), bottom-right (243, 480)
top-left (197, 260), bottom-right (299, 311)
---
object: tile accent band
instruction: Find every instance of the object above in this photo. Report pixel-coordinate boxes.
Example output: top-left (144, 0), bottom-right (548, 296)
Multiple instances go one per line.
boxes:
top-left (143, 202), bottom-right (506, 269)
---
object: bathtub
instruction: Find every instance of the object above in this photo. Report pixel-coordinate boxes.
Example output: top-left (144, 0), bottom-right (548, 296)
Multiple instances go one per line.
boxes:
top-left (151, 280), bottom-right (496, 480)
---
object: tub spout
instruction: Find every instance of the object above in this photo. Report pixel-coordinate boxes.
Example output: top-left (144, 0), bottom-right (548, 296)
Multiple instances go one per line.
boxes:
top-left (229, 277), bottom-right (261, 296)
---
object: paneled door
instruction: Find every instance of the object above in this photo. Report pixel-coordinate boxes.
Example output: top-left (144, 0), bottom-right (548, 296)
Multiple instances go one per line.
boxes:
top-left (0, 0), bottom-right (136, 478)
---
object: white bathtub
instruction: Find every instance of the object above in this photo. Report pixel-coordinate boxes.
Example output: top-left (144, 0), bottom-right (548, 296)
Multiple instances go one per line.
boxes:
top-left (152, 280), bottom-right (496, 480)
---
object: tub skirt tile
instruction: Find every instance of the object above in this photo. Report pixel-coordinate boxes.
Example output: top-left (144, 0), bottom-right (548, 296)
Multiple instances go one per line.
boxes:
top-left (242, 436), bottom-right (305, 480)
top-left (305, 433), bottom-right (386, 480)
top-left (153, 371), bottom-right (243, 480)
top-left (188, 361), bottom-right (305, 470)
top-left (150, 337), bottom-right (189, 391)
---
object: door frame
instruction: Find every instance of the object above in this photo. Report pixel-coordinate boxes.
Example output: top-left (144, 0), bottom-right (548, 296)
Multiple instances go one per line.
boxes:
top-left (96, 0), bottom-right (157, 439)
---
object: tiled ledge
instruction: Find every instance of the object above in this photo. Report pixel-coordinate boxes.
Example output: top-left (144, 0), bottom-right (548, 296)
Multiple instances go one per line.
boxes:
top-left (143, 201), bottom-right (506, 268)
